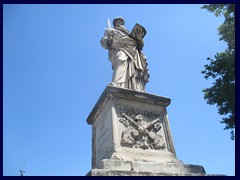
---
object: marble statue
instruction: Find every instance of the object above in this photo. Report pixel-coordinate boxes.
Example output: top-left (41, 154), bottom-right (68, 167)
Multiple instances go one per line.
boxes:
top-left (100, 17), bottom-right (149, 92)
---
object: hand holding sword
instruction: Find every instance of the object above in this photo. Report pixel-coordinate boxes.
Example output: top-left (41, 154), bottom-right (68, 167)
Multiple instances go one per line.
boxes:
top-left (104, 18), bottom-right (113, 46)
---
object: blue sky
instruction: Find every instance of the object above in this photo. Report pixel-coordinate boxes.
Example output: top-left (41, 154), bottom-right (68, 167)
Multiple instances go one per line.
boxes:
top-left (3, 4), bottom-right (235, 176)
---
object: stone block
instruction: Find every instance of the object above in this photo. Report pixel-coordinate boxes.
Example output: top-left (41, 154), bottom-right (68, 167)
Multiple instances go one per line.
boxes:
top-left (87, 86), bottom-right (178, 167)
top-left (86, 86), bottom-right (225, 176)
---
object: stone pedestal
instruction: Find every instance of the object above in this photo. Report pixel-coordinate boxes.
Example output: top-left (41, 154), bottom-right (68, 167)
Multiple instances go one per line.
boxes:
top-left (86, 86), bottom-right (207, 176)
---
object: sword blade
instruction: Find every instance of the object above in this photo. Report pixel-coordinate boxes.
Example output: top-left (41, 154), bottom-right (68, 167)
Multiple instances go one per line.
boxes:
top-left (107, 18), bottom-right (111, 29)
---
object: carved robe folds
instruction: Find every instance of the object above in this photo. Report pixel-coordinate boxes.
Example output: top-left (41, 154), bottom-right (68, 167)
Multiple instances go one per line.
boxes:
top-left (100, 28), bottom-right (149, 92)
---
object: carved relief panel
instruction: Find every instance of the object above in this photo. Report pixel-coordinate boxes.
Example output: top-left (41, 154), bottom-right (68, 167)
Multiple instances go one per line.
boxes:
top-left (117, 106), bottom-right (167, 151)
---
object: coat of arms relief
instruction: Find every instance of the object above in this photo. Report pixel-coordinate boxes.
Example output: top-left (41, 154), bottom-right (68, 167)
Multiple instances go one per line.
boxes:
top-left (118, 107), bottom-right (166, 150)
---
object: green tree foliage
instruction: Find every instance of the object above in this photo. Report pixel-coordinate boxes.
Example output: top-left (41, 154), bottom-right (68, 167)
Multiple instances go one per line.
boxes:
top-left (201, 4), bottom-right (235, 140)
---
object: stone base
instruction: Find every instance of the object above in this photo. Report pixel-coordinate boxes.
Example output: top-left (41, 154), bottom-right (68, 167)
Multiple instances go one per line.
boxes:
top-left (86, 86), bottom-right (226, 176)
top-left (86, 159), bottom-right (210, 176)
top-left (87, 169), bottom-right (208, 176)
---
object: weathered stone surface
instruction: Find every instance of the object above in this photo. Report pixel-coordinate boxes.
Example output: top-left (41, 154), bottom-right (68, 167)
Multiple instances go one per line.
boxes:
top-left (86, 86), bottom-right (225, 176)
top-left (87, 85), bottom-right (177, 167)
top-left (87, 169), bottom-right (226, 176)
top-left (94, 159), bottom-right (205, 174)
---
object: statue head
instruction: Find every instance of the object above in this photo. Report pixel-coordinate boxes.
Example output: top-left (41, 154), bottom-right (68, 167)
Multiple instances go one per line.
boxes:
top-left (113, 16), bottom-right (125, 27)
